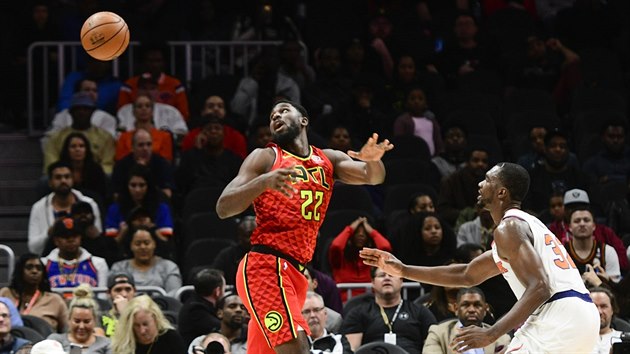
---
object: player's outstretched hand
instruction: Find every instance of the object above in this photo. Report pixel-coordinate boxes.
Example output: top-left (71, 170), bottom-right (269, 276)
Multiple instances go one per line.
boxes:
top-left (360, 248), bottom-right (404, 278)
top-left (348, 133), bottom-right (394, 161)
top-left (451, 325), bottom-right (496, 353)
top-left (264, 167), bottom-right (298, 198)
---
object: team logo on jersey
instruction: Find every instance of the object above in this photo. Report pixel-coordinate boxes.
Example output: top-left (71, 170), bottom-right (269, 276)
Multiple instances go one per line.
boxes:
top-left (311, 155), bottom-right (323, 164)
top-left (264, 311), bottom-right (283, 332)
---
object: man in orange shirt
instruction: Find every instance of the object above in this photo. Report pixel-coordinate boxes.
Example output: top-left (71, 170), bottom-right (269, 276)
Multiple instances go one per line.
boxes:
top-left (118, 44), bottom-right (189, 120)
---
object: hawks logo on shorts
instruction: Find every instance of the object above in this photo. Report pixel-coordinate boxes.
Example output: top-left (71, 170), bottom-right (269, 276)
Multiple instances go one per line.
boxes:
top-left (264, 311), bottom-right (283, 332)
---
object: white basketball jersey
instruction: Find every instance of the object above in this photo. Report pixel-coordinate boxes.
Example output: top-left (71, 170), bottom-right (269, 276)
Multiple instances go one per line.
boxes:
top-left (491, 209), bottom-right (588, 300)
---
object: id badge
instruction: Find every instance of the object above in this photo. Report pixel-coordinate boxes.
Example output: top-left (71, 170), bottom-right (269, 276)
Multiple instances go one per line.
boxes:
top-left (384, 332), bottom-right (397, 345)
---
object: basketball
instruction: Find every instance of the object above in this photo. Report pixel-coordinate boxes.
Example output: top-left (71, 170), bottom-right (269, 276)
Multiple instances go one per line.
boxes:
top-left (80, 11), bottom-right (130, 61)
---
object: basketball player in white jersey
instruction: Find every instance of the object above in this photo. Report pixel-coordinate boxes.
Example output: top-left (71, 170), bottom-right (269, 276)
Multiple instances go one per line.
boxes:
top-left (360, 162), bottom-right (599, 353)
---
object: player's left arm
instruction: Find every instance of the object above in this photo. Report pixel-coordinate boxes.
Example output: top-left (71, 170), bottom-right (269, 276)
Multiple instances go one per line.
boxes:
top-left (452, 218), bottom-right (552, 351)
top-left (324, 133), bottom-right (393, 185)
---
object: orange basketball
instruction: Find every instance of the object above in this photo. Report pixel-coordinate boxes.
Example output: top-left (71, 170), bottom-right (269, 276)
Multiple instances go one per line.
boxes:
top-left (80, 11), bottom-right (130, 61)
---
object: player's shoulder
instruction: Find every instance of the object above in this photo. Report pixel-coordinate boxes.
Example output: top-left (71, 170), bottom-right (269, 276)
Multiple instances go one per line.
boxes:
top-left (320, 147), bottom-right (348, 164)
top-left (247, 146), bottom-right (276, 160)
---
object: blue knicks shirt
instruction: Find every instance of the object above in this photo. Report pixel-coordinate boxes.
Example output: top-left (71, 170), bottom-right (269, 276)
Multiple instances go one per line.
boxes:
top-left (46, 258), bottom-right (99, 288)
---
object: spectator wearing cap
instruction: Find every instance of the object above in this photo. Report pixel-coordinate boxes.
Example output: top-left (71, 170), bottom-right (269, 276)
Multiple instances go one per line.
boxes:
top-left (100, 271), bottom-right (136, 337)
top-left (176, 115), bottom-right (243, 194)
top-left (523, 128), bottom-right (590, 212)
top-left (51, 78), bottom-right (118, 138)
top-left (0, 298), bottom-right (23, 329)
top-left (549, 188), bottom-right (629, 271)
top-left (565, 207), bottom-right (621, 284)
top-left (28, 161), bottom-right (102, 255)
top-left (118, 44), bottom-right (190, 120)
top-left (43, 92), bottom-right (116, 174)
top-left (114, 96), bottom-right (175, 162)
top-left (71, 202), bottom-right (122, 266)
top-left (110, 129), bottom-right (174, 199)
top-left (0, 300), bottom-right (32, 354)
top-left (117, 73), bottom-right (188, 137)
top-left (181, 94), bottom-right (248, 159)
top-left (41, 217), bottom-right (109, 290)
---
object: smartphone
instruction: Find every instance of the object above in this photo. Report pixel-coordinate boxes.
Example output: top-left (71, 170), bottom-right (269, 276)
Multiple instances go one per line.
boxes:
top-left (434, 38), bottom-right (443, 53)
top-left (70, 344), bottom-right (82, 354)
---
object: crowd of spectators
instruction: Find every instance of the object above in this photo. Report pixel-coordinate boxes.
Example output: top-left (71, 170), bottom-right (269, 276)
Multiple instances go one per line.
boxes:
top-left (1, 0), bottom-right (630, 352)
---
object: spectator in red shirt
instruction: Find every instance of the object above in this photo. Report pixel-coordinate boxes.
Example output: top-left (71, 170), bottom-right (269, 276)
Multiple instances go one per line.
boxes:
top-left (328, 217), bottom-right (391, 302)
top-left (549, 188), bottom-right (629, 272)
top-left (181, 95), bottom-right (247, 158)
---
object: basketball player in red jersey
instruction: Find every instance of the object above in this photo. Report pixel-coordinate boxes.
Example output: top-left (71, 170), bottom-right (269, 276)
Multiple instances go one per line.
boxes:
top-left (216, 100), bottom-right (393, 354)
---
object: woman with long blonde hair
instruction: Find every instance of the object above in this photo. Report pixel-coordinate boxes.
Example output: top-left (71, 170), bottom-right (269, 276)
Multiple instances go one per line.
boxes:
top-left (47, 284), bottom-right (111, 353)
top-left (111, 295), bottom-right (185, 354)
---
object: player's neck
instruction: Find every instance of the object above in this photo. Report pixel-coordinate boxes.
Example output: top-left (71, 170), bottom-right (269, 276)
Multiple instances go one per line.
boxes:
top-left (375, 293), bottom-right (402, 307)
top-left (600, 326), bottom-right (613, 336)
top-left (491, 202), bottom-right (520, 224)
top-left (571, 236), bottom-right (594, 252)
top-left (282, 135), bottom-right (310, 157)
top-left (220, 323), bottom-right (241, 341)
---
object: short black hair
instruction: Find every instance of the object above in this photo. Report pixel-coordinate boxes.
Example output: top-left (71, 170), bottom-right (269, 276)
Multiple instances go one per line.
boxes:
top-left (193, 268), bottom-right (225, 297)
top-left (454, 243), bottom-right (485, 263)
top-left (496, 162), bottom-right (530, 202)
top-left (544, 128), bottom-right (568, 146)
top-left (600, 118), bottom-right (627, 135)
top-left (567, 206), bottom-right (594, 223)
top-left (47, 160), bottom-right (73, 179)
top-left (456, 287), bottom-right (486, 303)
top-left (73, 78), bottom-right (96, 93)
top-left (273, 100), bottom-right (308, 118)
top-left (216, 293), bottom-right (239, 311)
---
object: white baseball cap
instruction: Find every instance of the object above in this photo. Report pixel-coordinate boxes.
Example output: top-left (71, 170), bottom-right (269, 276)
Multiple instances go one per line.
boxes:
top-left (31, 339), bottom-right (67, 354)
top-left (563, 189), bottom-right (590, 205)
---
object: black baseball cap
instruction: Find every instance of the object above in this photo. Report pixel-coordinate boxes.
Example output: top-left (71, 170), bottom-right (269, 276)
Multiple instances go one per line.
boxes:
top-left (107, 271), bottom-right (136, 290)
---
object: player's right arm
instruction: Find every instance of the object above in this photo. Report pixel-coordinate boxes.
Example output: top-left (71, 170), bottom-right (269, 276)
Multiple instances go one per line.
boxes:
top-left (216, 148), bottom-right (296, 219)
top-left (360, 248), bottom-right (500, 287)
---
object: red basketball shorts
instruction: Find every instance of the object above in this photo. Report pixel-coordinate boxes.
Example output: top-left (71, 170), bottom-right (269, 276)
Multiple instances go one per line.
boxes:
top-left (236, 251), bottom-right (310, 353)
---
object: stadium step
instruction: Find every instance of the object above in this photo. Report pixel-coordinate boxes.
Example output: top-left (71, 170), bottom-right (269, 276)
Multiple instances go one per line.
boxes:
top-left (0, 134), bottom-right (42, 258)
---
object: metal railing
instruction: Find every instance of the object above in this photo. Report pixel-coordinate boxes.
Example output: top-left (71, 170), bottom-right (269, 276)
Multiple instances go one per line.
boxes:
top-left (52, 285), bottom-right (167, 297)
top-left (337, 282), bottom-right (423, 301)
top-left (26, 40), bottom-right (302, 136)
top-left (173, 283), bottom-right (423, 303)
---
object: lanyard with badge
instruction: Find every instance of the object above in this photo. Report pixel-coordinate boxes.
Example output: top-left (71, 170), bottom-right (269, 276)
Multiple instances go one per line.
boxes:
top-left (379, 300), bottom-right (403, 345)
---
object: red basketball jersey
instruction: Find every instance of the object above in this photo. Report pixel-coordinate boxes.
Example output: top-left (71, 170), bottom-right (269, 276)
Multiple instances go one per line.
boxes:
top-left (251, 143), bottom-right (334, 264)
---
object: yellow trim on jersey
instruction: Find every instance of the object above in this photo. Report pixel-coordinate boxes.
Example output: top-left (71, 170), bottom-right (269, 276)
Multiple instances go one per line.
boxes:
top-left (280, 145), bottom-right (313, 161)
top-left (241, 253), bottom-right (273, 348)
top-left (276, 258), bottom-right (298, 339)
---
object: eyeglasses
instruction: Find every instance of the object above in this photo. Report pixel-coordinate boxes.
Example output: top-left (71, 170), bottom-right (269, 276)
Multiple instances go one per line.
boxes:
top-left (301, 307), bottom-right (324, 316)
top-left (24, 264), bottom-right (43, 271)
